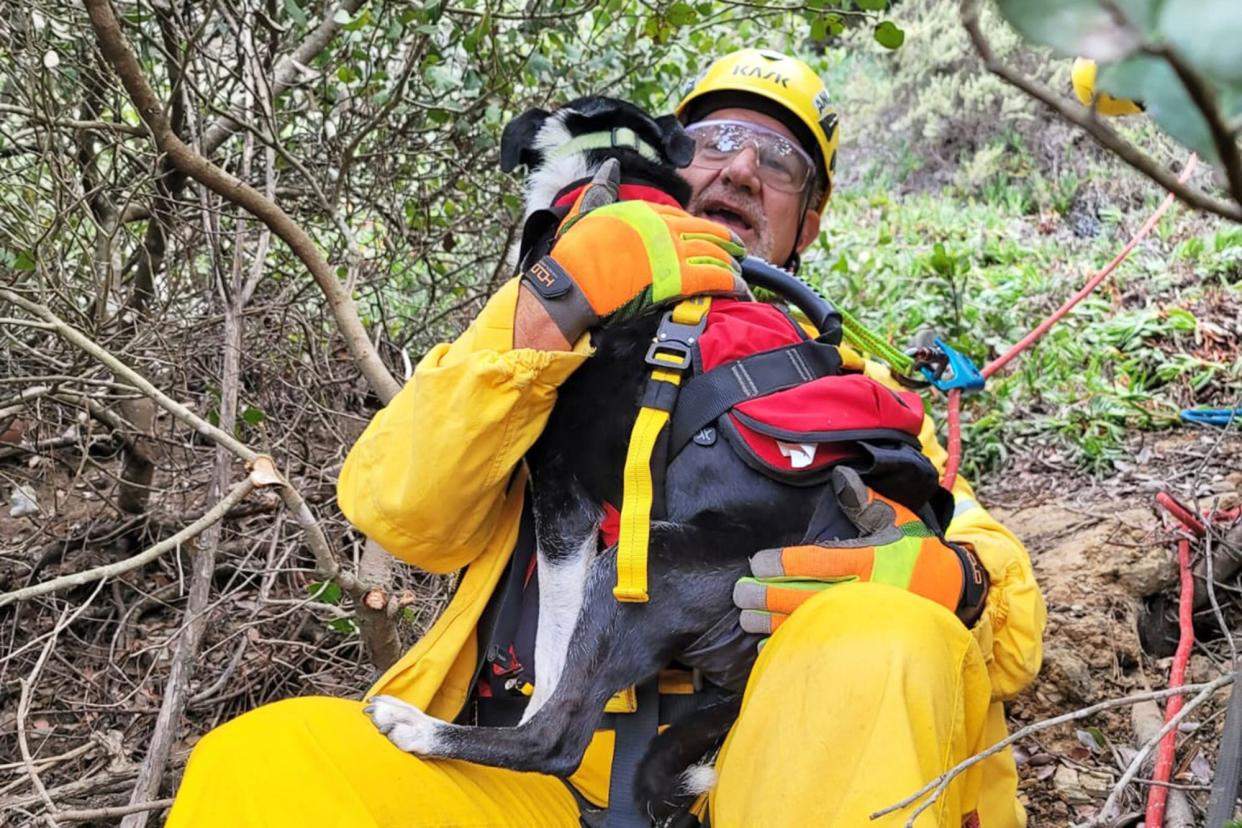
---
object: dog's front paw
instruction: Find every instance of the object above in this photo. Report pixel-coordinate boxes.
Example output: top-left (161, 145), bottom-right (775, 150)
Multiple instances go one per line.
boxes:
top-left (364, 695), bottom-right (443, 755)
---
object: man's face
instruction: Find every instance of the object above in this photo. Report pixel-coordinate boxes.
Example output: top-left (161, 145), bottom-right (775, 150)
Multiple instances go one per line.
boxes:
top-left (682, 107), bottom-right (822, 264)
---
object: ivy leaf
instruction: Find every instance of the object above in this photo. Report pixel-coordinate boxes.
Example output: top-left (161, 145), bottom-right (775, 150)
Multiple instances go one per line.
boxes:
top-left (874, 21), bottom-right (905, 49)
top-left (13, 249), bottom-right (36, 271)
top-left (1099, 55), bottom-right (1218, 161)
top-left (308, 580), bottom-right (344, 605)
top-left (337, 65), bottom-right (357, 83)
top-left (241, 405), bottom-right (266, 426)
top-left (857, 0), bottom-right (887, 10)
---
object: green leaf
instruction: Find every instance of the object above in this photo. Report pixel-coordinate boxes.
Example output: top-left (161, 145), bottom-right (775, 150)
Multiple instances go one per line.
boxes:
top-left (857, 0), bottom-right (887, 10)
top-left (667, 2), bottom-right (696, 27)
top-left (343, 8), bottom-right (371, 31)
top-left (337, 65), bottom-right (357, 83)
top-left (283, 0), bottom-right (307, 26)
top-left (1158, 0), bottom-right (1242, 85)
top-left (811, 15), bottom-right (829, 41)
top-left (874, 20), bottom-right (905, 49)
top-left (993, 0), bottom-right (1156, 61)
top-left (13, 249), bottom-right (35, 271)
top-left (328, 617), bottom-right (358, 635)
top-left (241, 405), bottom-right (265, 426)
top-left (1099, 55), bottom-right (1218, 161)
top-left (308, 580), bottom-right (343, 605)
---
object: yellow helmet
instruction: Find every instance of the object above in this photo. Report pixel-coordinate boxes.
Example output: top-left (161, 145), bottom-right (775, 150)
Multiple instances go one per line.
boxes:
top-left (1071, 57), bottom-right (1143, 116)
top-left (676, 49), bottom-right (839, 212)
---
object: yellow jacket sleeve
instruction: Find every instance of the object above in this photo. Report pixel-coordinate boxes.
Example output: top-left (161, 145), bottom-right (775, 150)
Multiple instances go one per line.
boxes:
top-left (862, 356), bottom-right (1046, 701)
top-left (337, 278), bottom-right (591, 573)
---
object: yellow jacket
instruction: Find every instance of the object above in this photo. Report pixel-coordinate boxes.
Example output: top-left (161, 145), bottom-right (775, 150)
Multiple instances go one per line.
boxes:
top-left (338, 276), bottom-right (1047, 809)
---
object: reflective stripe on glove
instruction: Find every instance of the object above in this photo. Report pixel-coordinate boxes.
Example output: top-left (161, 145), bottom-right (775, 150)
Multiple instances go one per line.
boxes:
top-left (734, 466), bottom-right (989, 636)
top-left (521, 200), bottom-right (747, 345)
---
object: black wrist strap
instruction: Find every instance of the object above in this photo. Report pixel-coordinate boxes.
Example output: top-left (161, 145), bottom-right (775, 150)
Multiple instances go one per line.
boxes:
top-left (951, 541), bottom-right (989, 628)
top-left (521, 255), bottom-right (598, 345)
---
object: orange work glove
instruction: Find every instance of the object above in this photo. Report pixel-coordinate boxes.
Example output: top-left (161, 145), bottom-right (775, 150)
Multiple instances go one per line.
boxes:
top-left (521, 199), bottom-right (747, 345)
top-left (734, 466), bottom-right (989, 637)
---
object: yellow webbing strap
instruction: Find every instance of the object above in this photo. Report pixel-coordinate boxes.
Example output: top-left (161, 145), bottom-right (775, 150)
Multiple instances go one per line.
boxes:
top-left (614, 297), bottom-right (711, 602)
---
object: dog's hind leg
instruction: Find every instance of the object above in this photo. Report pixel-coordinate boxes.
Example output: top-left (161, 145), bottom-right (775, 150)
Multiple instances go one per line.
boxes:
top-left (522, 489), bottom-right (601, 723)
top-left (366, 523), bottom-right (752, 775)
top-left (366, 548), bottom-right (639, 774)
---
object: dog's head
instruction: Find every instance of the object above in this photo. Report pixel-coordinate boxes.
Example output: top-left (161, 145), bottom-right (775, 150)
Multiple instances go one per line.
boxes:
top-left (501, 96), bottom-right (696, 216)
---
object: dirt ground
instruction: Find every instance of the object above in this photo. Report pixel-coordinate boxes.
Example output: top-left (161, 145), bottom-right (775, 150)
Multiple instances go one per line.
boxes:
top-left (981, 429), bottom-right (1242, 825)
top-left (1, 396), bottom-right (1238, 826)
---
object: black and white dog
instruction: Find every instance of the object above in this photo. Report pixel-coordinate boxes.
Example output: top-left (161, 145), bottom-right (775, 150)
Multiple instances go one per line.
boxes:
top-left (365, 98), bottom-right (871, 820)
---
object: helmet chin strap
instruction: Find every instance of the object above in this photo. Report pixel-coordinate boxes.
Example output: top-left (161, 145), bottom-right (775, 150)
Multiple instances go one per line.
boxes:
top-left (781, 184), bottom-right (815, 274)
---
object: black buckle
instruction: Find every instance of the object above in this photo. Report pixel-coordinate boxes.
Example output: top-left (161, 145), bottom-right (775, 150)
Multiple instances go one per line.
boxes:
top-left (645, 308), bottom-right (707, 371)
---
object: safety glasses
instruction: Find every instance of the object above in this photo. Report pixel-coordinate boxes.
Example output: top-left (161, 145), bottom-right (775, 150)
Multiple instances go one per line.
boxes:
top-left (684, 119), bottom-right (815, 195)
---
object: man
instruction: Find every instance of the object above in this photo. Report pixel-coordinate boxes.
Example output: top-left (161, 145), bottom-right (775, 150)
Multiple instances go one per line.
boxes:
top-left (169, 49), bottom-right (1045, 827)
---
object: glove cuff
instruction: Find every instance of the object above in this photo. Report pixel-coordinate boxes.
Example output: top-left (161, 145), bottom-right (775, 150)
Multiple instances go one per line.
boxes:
top-left (950, 541), bottom-right (989, 628)
top-left (521, 255), bottom-right (599, 344)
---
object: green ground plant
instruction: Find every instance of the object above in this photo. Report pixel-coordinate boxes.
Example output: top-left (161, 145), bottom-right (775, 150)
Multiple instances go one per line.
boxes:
top-left (806, 180), bottom-right (1239, 478)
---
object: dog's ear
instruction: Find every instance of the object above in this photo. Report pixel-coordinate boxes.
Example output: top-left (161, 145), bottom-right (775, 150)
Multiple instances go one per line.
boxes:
top-left (501, 108), bottom-right (550, 173)
top-left (655, 114), bottom-right (696, 169)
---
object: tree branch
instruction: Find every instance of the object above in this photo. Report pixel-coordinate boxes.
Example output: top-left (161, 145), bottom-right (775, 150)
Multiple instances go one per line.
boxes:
top-left (0, 478), bottom-right (253, 608)
top-left (1144, 41), bottom-right (1242, 208)
top-left (82, 0), bottom-right (401, 403)
top-left (198, 0), bottom-right (369, 157)
top-left (959, 0), bottom-right (1242, 224)
top-left (0, 289), bottom-right (360, 595)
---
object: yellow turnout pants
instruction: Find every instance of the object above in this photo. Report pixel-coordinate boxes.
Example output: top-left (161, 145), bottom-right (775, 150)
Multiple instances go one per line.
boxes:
top-left (168, 584), bottom-right (1018, 827)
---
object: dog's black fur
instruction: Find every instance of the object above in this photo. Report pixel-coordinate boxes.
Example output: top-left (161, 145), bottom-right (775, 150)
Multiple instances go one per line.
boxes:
top-left (366, 97), bottom-right (857, 823)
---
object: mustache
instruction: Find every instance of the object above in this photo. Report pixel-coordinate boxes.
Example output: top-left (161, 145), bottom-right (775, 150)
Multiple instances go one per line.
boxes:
top-left (689, 183), bottom-right (767, 233)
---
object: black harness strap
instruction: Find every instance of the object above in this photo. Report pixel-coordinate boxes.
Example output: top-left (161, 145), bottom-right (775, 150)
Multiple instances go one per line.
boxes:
top-left (464, 490), bottom-right (537, 726)
top-left (604, 679), bottom-right (661, 828)
top-left (668, 339), bottom-right (843, 460)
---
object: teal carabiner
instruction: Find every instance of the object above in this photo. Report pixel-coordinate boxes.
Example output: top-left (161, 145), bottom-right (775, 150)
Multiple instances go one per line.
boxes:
top-left (918, 339), bottom-right (986, 393)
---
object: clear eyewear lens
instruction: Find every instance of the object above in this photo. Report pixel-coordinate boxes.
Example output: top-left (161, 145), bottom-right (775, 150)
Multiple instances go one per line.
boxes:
top-left (687, 120), bottom-right (813, 194)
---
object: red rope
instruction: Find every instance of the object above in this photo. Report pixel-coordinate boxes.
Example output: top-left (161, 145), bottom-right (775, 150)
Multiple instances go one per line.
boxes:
top-left (940, 156), bottom-right (1198, 487)
top-left (1146, 535), bottom-right (1195, 827)
top-left (942, 390), bottom-right (963, 490)
top-left (1155, 492), bottom-right (1208, 538)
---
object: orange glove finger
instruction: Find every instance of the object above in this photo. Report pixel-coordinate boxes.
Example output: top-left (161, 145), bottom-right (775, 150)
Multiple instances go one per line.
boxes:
top-left (750, 544), bottom-right (880, 581)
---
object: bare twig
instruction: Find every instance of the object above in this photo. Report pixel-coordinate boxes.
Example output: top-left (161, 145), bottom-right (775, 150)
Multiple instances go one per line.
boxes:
top-left (1128, 701), bottom-right (1195, 827)
top-left (0, 478), bottom-right (255, 608)
top-left (82, 0), bottom-right (400, 403)
top-left (0, 290), bottom-right (360, 596)
top-left (1093, 680), bottom-right (1224, 825)
top-left (959, 0), bottom-right (1242, 224)
top-left (0, 103), bottom-right (147, 135)
top-left (197, 0), bottom-right (370, 157)
top-left (56, 799), bottom-right (173, 823)
top-left (871, 673), bottom-right (1236, 824)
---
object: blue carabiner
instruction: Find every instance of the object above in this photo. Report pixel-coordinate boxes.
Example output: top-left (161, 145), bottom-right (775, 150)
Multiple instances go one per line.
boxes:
top-left (919, 338), bottom-right (986, 393)
top-left (1180, 408), bottom-right (1242, 427)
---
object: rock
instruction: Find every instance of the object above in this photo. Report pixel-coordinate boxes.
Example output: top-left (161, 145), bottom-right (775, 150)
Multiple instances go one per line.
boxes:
top-left (1043, 646), bottom-right (1095, 704)
top-left (8, 485), bottom-right (38, 517)
top-left (1117, 546), bottom-right (1177, 596)
top-left (1054, 765), bottom-right (1112, 804)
